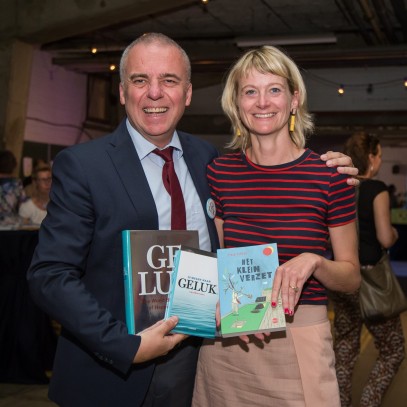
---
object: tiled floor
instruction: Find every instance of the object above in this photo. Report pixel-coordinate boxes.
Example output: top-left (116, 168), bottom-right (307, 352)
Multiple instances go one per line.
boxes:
top-left (0, 383), bottom-right (54, 407)
top-left (1, 313), bottom-right (407, 406)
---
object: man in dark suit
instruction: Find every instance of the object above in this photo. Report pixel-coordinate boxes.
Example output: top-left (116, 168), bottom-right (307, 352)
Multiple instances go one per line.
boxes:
top-left (27, 33), bottom-right (358, 407)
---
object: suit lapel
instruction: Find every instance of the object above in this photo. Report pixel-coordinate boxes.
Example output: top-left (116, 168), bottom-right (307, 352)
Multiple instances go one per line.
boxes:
top-left (106, 122), bottom-right (158, 230)
top-left (179, 132), bottom-right (219, 251)
top-left (180, 134), bottom-right (211, 208)
top-left (104, 123), bottom-right (218, 249)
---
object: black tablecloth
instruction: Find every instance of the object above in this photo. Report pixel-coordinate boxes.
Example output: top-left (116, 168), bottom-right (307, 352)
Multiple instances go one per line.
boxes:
top-left (390, 224), bottom-right (407, 261)
top-left (0, 229), bottom-right (57, 383)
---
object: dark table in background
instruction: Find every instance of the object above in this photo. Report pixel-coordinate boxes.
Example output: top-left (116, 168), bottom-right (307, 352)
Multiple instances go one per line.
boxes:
top-left (390, 209), bottom-right (407, 262)
top-left (0, 229), bottom-right (57, 384)
top-left (390, 209), bottom-right (407, 295)
top-left (390, 224), bottom-right (407, 261)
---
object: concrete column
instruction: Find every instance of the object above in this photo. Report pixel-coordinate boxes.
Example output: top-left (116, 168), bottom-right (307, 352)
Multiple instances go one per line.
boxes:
top-left (0, 40), bottom-right (33, 175)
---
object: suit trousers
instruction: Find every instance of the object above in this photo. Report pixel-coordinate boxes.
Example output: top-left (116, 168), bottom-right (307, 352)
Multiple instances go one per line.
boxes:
top-left (141, 336), bottom-right (202, 407)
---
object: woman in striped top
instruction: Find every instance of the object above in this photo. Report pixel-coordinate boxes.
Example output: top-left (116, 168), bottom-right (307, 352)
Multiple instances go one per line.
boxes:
top-left (193, 46), bottom-right (360, 407)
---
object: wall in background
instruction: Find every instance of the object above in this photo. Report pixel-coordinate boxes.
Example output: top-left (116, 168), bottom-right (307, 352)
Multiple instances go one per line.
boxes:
top-left (186, 66), bottom-right (407, 114)
top-left (304, 66), bottom-right (407, 112)
top-left (24, 50), bottom-right (88, 147)
top-left (381, 146), bottom-right (407, 205)
top-left (23, 50), bottom-right (407, 197)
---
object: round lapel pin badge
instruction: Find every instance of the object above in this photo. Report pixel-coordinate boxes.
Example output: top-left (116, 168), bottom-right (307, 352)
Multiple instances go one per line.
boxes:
top-left (206, 198), bottom-right (216, 219)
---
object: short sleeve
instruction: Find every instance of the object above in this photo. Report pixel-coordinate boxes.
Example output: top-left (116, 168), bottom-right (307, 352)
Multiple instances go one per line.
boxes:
top-left (327, 172), bottom-right (356, 227)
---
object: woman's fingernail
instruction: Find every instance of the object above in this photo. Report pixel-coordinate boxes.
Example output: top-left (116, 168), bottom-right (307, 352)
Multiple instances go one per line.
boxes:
top-left (284, 308), bottom-right (289, 314)
top-left (271, 302), bottom-right (276, 307)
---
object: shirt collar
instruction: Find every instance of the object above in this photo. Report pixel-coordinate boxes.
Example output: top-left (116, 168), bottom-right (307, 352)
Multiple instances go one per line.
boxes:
top-left (126, 119), bottom-right (183, 161)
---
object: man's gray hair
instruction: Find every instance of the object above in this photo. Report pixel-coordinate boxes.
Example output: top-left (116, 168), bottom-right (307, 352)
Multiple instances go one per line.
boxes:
top-left (119, 32), bottom-right (191, 84)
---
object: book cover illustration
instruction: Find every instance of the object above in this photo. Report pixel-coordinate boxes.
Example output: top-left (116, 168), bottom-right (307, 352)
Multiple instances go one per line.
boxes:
top-left (165, 247), bottom-right (218, 338)
top-left (217, 243), bottom-right (286, 337)
top-left (122, 230), bottom-right (199, 334)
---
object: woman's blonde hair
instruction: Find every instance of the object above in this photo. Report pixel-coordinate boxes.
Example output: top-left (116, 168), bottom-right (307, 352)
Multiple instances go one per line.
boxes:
top-left (221, 45), bottom-right (314, 151)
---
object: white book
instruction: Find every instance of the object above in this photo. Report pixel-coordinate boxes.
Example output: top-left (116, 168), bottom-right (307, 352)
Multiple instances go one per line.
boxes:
top-left (165, 246), bottom-right (218, 338)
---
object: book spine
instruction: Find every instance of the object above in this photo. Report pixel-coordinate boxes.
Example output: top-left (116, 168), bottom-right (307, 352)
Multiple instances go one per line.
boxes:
top-left (164, 249), bottom-right (181, 320)
top-left (122, 230), bottom-right (135, 335)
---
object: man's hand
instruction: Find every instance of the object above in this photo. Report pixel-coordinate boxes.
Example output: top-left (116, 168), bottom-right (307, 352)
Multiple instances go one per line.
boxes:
top-left (133, 316), bottom-right (187, 363)
top-left (320, 151), bottom-right (359, 186)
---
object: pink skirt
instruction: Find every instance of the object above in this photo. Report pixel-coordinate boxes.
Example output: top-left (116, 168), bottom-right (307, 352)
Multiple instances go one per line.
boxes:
top-left (192, 305), bottom-right (340, 407)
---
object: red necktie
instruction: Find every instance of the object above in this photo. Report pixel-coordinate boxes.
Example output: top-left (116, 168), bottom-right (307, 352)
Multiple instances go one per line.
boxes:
top-left (153, 147), bottom-right (187, 230)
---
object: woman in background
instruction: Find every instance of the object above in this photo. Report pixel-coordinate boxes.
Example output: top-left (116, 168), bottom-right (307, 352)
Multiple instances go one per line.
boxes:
top-left (332, 132), bottom-right (405, 407)
top-left (19, 164), bottom-right (52, 225)
top-left (193, 45), bottom-right (360, 407)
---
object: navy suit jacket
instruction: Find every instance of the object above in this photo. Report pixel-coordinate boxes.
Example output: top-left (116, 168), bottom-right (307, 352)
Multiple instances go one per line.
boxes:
top-left (27, 120), bottom-right (219, 407)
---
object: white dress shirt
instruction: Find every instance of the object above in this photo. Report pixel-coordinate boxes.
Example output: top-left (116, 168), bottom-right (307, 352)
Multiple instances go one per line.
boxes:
top-left (126, 120), bottom-right (211, 251)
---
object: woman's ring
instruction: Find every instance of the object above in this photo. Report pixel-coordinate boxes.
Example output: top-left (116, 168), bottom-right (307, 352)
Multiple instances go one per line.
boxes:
top-left (289, 284), bottom-right (299, 293)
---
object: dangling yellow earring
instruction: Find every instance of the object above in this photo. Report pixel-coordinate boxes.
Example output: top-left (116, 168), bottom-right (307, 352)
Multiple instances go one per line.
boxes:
top-left (236, 127), bottom-right (241, 137)
top-left (289, 109), bottom-right (296, 132)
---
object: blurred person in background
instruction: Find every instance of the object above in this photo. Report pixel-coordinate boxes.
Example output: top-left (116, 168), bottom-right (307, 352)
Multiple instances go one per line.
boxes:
top-left (23, 158), bottom-right (48, 197)
top-left (0, 149), bottom-right (26, 226)
top-left (388, 184), bottom-right (400, 209)
top-left (332, 132), bottom-right (404, 407)
top-left (19, 164), bottom-right (52, 225)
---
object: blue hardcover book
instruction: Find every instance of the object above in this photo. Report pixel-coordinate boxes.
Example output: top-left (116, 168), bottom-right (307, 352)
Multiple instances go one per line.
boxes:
top-left (217, 243), bottom-right (286, 337)
top-left (122, 230), bottom-right (199, 334)
top-left (165, 246), bottom-right (218, 338)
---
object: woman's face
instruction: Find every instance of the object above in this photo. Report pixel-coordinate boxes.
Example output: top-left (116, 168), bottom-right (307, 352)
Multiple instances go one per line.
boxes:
top-left (237, 68), bottom-right (298, 139)
top-left (34, 170), bottom-right (52, 194)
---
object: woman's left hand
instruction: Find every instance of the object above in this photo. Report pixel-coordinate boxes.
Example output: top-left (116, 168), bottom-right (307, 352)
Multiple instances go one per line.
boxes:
top-left (271, 252), bottom-right (320, 315)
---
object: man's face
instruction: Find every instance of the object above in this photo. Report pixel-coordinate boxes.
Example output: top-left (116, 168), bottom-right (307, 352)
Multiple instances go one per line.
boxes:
top-left (119, 42), bottom-right (192, 147)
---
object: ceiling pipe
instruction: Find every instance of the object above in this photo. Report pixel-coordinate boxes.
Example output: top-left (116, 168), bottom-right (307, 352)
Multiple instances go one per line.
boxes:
top-left (338, 0), bottom-right (375, 45)
top-left (358, 0), bottom-right (388, 44)
top-left (235, 34), bottom-right (337, 48)
top-left (390, 0), bottom-right (407, 42)
top-left (370, 0), bottom-right (399, 43)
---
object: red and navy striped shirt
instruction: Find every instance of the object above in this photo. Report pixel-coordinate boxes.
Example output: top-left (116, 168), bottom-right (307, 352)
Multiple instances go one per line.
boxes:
top-left (207, 149), bottom-right (356, 305)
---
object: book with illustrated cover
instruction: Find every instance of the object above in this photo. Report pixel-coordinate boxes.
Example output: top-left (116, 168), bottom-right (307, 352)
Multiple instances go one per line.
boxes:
top-left (217, 243), bottom-right (286, 337)
top-left (165, 246), bottom-right (218, 338)
top-left (122, 230), bottom-right (199, 334)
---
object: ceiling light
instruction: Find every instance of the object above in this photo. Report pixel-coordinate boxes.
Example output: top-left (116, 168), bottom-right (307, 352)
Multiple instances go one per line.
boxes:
top-left (91, 47), bottom-right (98, 54)
top-left (235, 34), bottom-right (337, 48)
top-left (338, 85), bottom-right (345, 95)
top-left (109, 64), bottom-right (116, 71)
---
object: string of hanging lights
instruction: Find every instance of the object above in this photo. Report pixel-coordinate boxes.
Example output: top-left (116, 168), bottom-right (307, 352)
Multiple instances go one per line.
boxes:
top-left (304, 71), bottom-right (407, 96)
